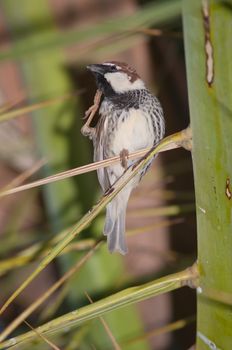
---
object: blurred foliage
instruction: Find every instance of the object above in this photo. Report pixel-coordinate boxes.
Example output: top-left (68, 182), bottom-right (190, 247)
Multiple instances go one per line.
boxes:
top-left (0, 0), bottom-right (181, 61)
top-left (0, 0), bottom-right (205, 349)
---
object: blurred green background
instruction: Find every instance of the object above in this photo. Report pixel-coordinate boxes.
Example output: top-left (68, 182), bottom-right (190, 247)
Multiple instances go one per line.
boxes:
top-left (0, 1), bottom-right (197, 349)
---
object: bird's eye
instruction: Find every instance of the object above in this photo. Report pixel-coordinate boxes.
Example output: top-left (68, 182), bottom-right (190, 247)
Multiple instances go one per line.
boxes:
top-left (103, 63), bottom-right (118, 73)
top-left (109, 65), bottom-right (117, 72)
top-left (105, 64), bottom-right (117, 71)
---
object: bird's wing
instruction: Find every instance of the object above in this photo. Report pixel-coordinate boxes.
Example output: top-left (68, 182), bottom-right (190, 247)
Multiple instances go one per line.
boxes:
top-left (93, 115), bottom-right (111, 192)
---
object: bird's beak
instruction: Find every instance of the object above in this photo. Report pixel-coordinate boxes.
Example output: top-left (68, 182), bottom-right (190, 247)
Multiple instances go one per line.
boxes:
top-left (87, 64), bottom-right (106, 75)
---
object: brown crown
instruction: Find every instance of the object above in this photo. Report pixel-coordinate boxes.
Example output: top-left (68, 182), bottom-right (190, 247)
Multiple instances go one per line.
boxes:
top-left (104, 61), bottom-right (140, 83)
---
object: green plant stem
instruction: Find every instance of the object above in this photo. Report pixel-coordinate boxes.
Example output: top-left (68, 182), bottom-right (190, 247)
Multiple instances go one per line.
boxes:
top-left (183, 1), bottom-right (232, 349)
top-left (0, 242), bottom-right (102, 344)
top-left (0, 265), bottom-right (198, 349)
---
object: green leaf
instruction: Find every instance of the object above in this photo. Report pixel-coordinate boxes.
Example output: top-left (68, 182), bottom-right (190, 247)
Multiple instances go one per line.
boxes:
top-left (183, 0), bottom-right (232, 348)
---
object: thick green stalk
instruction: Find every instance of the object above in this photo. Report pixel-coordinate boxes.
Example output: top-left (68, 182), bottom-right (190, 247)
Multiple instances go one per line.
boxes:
top-left (183, 1), bottom-right (232, 349)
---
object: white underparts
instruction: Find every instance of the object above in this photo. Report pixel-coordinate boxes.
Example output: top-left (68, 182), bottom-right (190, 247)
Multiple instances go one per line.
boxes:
top-left (111, 109), bottom-right (153, 153)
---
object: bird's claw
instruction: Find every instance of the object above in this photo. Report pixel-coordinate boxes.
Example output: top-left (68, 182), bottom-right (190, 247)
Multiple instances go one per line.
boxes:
top-left (81, 125), bottom-right (95, 139)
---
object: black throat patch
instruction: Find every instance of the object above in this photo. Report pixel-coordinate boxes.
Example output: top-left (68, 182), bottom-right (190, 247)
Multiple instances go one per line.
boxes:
top-left (106, 90), bottom-right (145, 110)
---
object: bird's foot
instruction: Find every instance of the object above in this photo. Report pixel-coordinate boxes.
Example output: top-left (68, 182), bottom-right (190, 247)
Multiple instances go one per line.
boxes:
top-left (81, 125), bottom-right (95, 139)
top-left (120, 149), bottom-right (129, 169)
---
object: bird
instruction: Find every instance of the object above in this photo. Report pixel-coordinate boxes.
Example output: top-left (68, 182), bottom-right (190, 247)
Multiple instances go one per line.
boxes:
top-left (86, 61), bottom-right (165, 255)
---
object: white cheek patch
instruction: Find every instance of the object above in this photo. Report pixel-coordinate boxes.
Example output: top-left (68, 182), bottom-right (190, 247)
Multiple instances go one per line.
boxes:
top-left (104, 72), bottom-right (145, 93)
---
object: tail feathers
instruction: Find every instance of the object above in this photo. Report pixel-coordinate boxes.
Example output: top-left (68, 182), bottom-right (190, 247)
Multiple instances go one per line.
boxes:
top-left (103, 205), bottom-right (114, 236)
top-left (104, 205), bottom-right (128, 255)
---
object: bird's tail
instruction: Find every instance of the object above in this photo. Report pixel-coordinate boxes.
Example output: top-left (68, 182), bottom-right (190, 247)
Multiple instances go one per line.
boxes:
top-left (103, 189), bottom-right (131, 255)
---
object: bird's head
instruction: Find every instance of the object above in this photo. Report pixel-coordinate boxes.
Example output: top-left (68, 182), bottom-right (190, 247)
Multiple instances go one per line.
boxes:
top-left (87, 61), bottom-right (145, 96)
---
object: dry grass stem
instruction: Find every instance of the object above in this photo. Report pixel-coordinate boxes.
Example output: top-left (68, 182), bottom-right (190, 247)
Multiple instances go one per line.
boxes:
top-left (0, 91), bottom-right (83, 123)
top-left (0, 158), bottom-right (47, 194)
top-left (24, 321), bottom-right (61, 350)
top-left (0, 129), bottom-right (191, 321)
top-left (136, 28), bottom-right (182, 38)
top-left (125, 316), bottom-right (195, 345)
top-left (0, 95), bottom-right (25, 115)
top-left (85, 292), bottom-right (121, 350)
top-left (0, 137), bottom-right (181, 198)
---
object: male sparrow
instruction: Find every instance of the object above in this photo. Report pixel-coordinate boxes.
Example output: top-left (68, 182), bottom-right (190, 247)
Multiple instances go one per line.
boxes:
top-left (86, 61), bottom-right (165, 255)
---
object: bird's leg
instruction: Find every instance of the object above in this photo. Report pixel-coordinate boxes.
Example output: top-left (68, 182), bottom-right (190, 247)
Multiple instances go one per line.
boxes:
top-left (120, 149), bottom-right (129, 169)
top-left (81, 89), bottom-right (102, 139)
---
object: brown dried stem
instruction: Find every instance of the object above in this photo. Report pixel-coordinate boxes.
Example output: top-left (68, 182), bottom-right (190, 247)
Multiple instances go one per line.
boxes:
top-left (0, 135), bottom-right (182, 198)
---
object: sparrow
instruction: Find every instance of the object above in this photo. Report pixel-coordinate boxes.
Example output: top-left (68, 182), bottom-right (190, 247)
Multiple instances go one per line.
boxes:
top-left (86, 61), bottom-right (165, 255)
